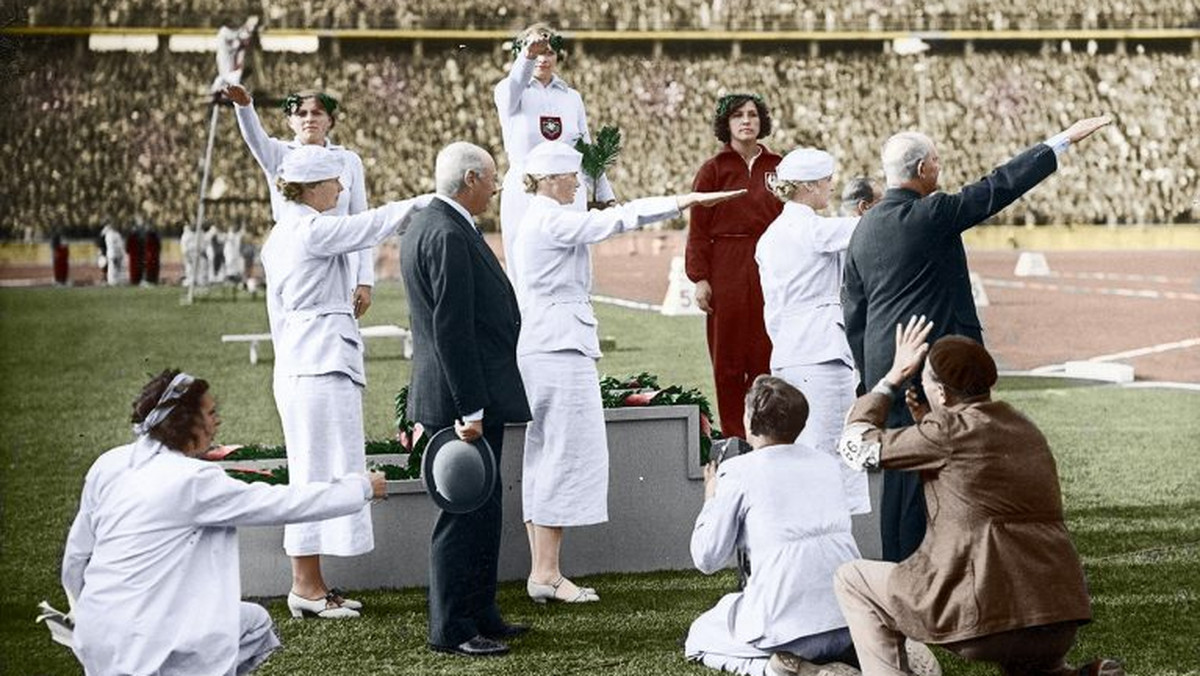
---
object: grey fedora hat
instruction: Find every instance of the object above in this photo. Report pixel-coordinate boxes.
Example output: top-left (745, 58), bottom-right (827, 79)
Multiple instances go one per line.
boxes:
top-left (421, 426), bottom-right (498, 514)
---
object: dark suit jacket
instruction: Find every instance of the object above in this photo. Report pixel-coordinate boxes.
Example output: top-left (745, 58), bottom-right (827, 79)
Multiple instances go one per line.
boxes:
top-left (400, 197), bottom-right (531, 428)
top-left (843, 143), bottom-right (1057, 420)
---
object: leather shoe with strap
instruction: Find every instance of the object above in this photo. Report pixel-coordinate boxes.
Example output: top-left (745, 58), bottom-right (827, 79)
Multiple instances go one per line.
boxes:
top-left (481, 622), bottom-right (530, 640)
top-left (429, 635), bottom-right (510, 657)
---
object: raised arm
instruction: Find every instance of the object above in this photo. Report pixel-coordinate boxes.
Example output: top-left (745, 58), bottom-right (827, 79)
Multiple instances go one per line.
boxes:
top-left (938, 115), bottom-right (1112, 235)
top-left (494, 46), bottom-right (539, 118)
top-left (184, 464), bottom-right (378, 528)
top-left (301, 195), bottom-right (433, 257)
top-left (225, 84), bottom-right (289, 177)
top-left (690, 462), bottom-right (745, 574)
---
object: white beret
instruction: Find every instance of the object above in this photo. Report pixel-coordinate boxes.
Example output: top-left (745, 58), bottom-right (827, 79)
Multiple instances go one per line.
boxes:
top-left (278, 145), bottom-right (344, 183)
top-left (776, 147), bottom-right (835, 181)
top-left (524, 140), bottom-right (582, 176)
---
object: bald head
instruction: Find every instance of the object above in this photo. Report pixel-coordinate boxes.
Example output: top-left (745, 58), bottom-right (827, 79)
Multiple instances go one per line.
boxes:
top-left (881, 132), bottom-right (936, 189)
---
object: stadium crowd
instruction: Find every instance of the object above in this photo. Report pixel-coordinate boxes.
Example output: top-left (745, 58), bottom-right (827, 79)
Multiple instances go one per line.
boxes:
top-left (22, 0), bottom-right (1200, 31)
top-left (3, 41), bottom-right (1197, 238)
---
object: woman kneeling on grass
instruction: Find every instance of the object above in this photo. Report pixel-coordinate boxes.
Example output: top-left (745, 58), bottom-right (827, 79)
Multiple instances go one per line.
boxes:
top-left (834, 316), bottom-right (1125, 676)
top-left (684, 374), bottom-right (941, 676)
top-left (62, 369), bottom-right (387, 676)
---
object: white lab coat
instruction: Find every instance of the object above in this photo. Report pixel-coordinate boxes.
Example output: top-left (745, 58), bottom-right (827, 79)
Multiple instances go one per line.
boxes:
top-left (62, 436), bottom-right (371, 676)
top-left (261, 196), bottom-right (426, 554)
top-left (494, 54), bottom-right (615, 284)
top-left (513, 194), bottom-right (678, 526)
top-left (755, 201), bottom-right (869, 514)
top-left (233, 102), bottom-right (375, 289)
top-left (686, 443), bottom-right (858, 653)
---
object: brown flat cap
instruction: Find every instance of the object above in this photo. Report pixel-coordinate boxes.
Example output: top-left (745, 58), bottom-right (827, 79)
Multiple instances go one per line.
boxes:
top-left (928, 335), bottom-right (997, 397)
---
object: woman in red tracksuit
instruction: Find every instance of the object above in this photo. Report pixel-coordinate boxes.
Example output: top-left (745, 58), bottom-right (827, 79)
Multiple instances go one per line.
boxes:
top-left (686, 93), bottom-right (782, 440)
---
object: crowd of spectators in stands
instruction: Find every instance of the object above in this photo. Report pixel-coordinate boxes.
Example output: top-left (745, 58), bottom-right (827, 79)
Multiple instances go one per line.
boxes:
top-left (3, 40), bottom-right (1197, 239)
top-left (23, 0), bottom-right (1200, 31)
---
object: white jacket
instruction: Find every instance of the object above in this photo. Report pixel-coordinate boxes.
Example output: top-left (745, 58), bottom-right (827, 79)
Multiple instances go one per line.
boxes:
top-left (262, 197), bottom-right (428, 385)
top-left (233, 102), bottom-right (375, 287)
top-left (755, 201), bottom-right (859, 369)
top-left (63, 436), bottom-right (370, 675)
top-left (690, 443), bottom-right (859, 647)
top-left (513, 194), bottom-right (677, 357)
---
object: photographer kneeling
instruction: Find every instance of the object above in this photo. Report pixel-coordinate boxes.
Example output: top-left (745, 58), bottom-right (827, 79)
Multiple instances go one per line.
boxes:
top-left (834, 316), bottom-right (1123, 676)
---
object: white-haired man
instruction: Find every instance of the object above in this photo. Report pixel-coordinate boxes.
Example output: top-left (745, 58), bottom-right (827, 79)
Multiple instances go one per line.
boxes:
top-left (841, 115), bottom-right (1110, 563)
top-left (400, 142), bottom-right (533, 657)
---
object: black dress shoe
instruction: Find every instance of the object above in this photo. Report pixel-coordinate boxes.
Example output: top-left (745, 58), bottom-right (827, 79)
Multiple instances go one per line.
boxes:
top-left (429, 635), bottom-right (510, 657)
top-left (482, 622), bottom-right (530, 640)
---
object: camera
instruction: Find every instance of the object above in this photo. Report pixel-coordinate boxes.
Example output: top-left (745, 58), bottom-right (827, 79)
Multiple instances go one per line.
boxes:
top-left (710, 437), bottom-right (751, 466)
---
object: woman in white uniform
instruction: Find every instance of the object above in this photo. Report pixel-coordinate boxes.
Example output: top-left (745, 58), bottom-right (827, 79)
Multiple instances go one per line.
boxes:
top-left (685, 375), bottom-right (860, 676)
top-left (754, 148), bottom-right (870, 516)
top-left (513, 140), bottom-right (744, 603)
top-left (224, 84), bottom-right (376, 319)
top-left (261, 145), bottom-right (429, 618)
top-left (494, 23), bottom-right (616, 285)
top-left (62, 369), bottom-right (387, 675)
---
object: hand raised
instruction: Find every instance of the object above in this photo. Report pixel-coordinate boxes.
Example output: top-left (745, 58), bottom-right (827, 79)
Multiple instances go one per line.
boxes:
top-left (887, 315), bottom-right (934, 384)
top-left (223, 84), bottom-right (251, 106)
top-left (1063, 115), bottom-right (1112, 143)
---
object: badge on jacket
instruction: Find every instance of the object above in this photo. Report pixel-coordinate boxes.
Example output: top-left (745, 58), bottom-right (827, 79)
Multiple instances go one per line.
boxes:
top-left (539, 116), bottom-right (563, 140)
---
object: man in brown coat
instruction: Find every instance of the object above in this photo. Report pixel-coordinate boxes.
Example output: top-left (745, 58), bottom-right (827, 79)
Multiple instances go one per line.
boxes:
top-left (832, 317), bottom-right (1123, 676)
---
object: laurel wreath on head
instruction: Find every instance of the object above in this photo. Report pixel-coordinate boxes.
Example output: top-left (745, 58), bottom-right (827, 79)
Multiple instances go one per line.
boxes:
top-left (715, 92), bottom-right (764, 119)
top-left (281, 92), bottom-right (339, 117)
top-left (512, 31), bottom-right (566, 57)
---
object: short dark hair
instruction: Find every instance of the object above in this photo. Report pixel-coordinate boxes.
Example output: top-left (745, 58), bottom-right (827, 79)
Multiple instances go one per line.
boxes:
top-left (713, 94), bottom-right (772, 144)
top-left (744, 375), bottom-right (808, 443)
top-left (131, 369), bottom-right (211, 451)
top-left (841, 177), bottom-right (878, 205)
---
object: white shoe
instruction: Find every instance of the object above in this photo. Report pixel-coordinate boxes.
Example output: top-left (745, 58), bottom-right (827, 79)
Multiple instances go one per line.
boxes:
top-left (287, 592), bottom-right (359, 619)
top-left (526, 576), bottom-right (599, 604)
top-left (905, 640), bottom-right (942, 676)
top-left (327, 588), bottom-right (362, 611)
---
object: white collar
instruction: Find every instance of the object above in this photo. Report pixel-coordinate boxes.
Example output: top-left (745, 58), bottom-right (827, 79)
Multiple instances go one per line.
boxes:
top-left (286, 137), bottom-right (345, 151)
top-left (529, 74), bottom-right (569, 91)
top-left (783, 201), bottom-right (817, 218)
top-left (434, 194), bottom-right (476, 226)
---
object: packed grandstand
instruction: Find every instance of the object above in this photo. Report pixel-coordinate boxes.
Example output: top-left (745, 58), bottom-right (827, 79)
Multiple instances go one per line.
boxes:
top-left (2, 4), bottom-right (1198, 238)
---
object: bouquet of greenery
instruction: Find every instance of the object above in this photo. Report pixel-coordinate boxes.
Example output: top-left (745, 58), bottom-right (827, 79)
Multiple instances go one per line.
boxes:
top-left (574, 125), bottom-right (621, 206)
top-left (599, 371), bottom-right (722, 464)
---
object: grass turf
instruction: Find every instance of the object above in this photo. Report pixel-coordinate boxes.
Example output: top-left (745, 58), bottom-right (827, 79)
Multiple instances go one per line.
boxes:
top-left (1, 283), bottom-right (1197, 675)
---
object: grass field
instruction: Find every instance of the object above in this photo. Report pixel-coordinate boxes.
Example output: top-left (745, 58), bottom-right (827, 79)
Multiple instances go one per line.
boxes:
top-left (1, 283), bottom-right (1197, 675)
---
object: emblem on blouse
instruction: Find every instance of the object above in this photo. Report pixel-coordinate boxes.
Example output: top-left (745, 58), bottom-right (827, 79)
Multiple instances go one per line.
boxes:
top-left (539, 116), bottom-right (563, 141)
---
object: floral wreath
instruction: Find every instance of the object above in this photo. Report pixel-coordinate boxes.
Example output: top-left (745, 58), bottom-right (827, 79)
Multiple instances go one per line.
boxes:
top-left (512, 31), bottom-right (566, 58)
top-left (281, 92), bottom-right (339, 117)
top-left (715, 93), bottom-right (764, 119)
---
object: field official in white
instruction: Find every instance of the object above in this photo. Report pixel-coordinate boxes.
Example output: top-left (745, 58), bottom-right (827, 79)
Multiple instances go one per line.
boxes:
top-left (261, 145), bottom-right (430, 618)
top-left (62, 371), bottom-right (387, 675)
top-left (513, 140), bottom-right (744, 603)
top-left (755, 148), bottom-right (870, 515)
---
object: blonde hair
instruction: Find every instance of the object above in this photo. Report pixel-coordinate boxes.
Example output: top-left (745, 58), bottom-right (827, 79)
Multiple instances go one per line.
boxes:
top-left (275, 177), bottom-right (322, 202)
top-left (523, 174), bottom-right (540, 194)
top-left (768, 178), bottom-right (825, 203)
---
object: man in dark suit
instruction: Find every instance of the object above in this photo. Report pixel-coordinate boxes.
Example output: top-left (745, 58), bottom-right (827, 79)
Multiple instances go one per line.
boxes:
top-left (400, 141), bottom-right (533, 657)
top-left (842, 115), bottom-right (1110, 562)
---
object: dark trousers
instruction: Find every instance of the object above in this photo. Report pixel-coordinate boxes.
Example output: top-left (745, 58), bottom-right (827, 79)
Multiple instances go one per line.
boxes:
top-left (427, 422), bottom-right (506, 647)
top-left (941, 621), bottom-right (1079, 676)
top-left (880, 469), bottom-right (926, 562)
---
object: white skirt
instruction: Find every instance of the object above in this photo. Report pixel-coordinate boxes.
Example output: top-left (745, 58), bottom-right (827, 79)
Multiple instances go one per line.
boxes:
top-left (774, 362), bottom-right (871, 515)
top-left (274, 373), bottom-right (373, 556)
top-left (518, 351), bottom-right (609, 527)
